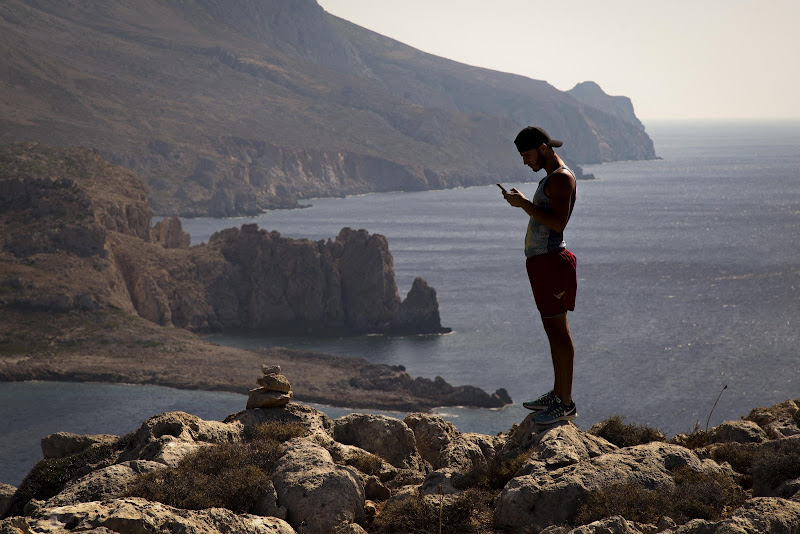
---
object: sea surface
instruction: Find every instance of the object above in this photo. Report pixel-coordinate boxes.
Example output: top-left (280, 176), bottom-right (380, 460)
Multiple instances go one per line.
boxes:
top-left (2, 119), bottom-right (799, 487)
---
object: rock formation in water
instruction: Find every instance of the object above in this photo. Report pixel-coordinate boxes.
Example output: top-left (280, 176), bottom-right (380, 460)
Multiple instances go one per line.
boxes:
top-left (1, 0), bottom-right (656, 217)
top-left (0, 143), bottom-right (448, 336)
top-left (2, 397), bottom-right (799, 532)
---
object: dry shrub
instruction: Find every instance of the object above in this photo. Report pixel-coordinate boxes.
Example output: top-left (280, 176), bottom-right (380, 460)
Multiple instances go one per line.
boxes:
top-left (589, 415), bottom-right (665, 448)
top-left (124, 439), bottom-right (284, 513)
top-left (372, 488), bottom-right (494, 534)
top-left (668, 426), bottom-right (711, 449)
top-left (574, 466), bottom-right (745, 526)
top-left (346, 451), bottom-right (384, 476)
top-left (488, 449), bottom-right (535, 490)
top-left (249, 420), bottom-right (308, 442)
top-left (751, 437), bottom-right (800, 496)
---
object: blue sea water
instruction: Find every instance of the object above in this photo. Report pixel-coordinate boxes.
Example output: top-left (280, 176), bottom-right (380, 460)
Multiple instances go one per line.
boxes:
top-left (2, 119), bottom-right (799, 486)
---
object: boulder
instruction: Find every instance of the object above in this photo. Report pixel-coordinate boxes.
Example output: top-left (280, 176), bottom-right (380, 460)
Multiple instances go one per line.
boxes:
top-left (672, 497), bottom-right (800, 533)
top-left (44, 460), bottom-right (164, 507)
top-left (151, 216), bottom-right (190, 248)
top-left (272, 439), bottom-right (365, 532)
top-left (0, 497), bottom-right (295, 534)
top-left (118, 411), bottom-right (241, 464)
top-left (708, 420), bottom-right (769, 444)
top-left (224, 403), bottom-right (334, 439)
top-left (494, 442), bottom-right (714, 532)
top-left (745, 399), bottom-right (800, 438)
top-left (333, 413), bottom-right (427, 471)
top-left (0, 484), bottom-right (15, 518)
top-left (40, 432), bottom-right (119, 460)
top-left (256, 374), bottom-right (292, 393)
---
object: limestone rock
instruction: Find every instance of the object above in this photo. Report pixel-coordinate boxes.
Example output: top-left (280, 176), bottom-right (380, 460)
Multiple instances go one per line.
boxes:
top-left (225, 402), bottom-right (334, 440)
top-left (44, 460), bottom-right (164, 507)
top-left (391, 277), bottom-right (451, 334)
top-left (333, 413), bottom-right (427, 471)
top-left (672, 497), bottom-right (800, 533)
top-left (0, 484), bottom-right (15, 518)
top-left (494, 442), bottom-right (714, 532)
top-left (272, 439), bottom-right (365, 532)
top-left (246, 388), bottom-right (293, 409)
top-left (40, 432), bottom-right (118, 459)
top-left (0, 497), bottom-right (295, 534)
top-left (745, 399), bottom-right (800, 437)
top-left (708, 419), bottom-right (769, 444)
top-left (256, 374), bottom-right (292, 393)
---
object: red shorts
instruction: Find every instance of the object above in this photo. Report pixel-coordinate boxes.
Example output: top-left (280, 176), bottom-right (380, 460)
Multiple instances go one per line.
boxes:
top-left (526, 248), bottom-right (577, 318)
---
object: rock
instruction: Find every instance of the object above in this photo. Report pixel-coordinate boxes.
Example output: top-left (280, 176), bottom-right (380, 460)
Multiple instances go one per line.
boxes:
top-left (494, 442), bottom-right (714, 532)
top-left (151, 216), bottom-right (190, 248)
top-left (672, 497), bottom-right (800, 533)
top-left (391, 277), bottom-right (451, 334)
top-left (246, 388), bottom-right (293, 409)
top-left (261, 364), bottom-right (281, 375)
top-left (708, 420), bottom-right (769, 444)
top-left (118, 411), bottom-right (241, 464)
top-left (403, 413), bottom-right (460, 467)
top-left (272, 439), bottom-right (365, 532)
top-left (256, 374), bottom-right (292, 393)
top-left (0, 484), bottom-right (15, 517)
top-left (40, 432), bottom-right (118, 459)
top-left (250, 480), bottom-right (288, 520)
top-left (224, 403), bottom-right (334, 439)
top-left (363, 476), bottom-right (391, 501)
top-left (0, 497), bottom-right (295, 534)
top-left (44, 460), bottom-right (165, 507)
top-left (745, 399), bottom-right (800, 437)
top-left (333, 413), bottom-right (427, 471)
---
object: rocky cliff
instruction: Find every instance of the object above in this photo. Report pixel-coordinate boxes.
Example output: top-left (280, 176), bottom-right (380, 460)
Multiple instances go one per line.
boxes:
top-left (0, 143), bottom-right (448, 335)
top-left (0, 0), bottom-right (656, 216)
top-left (2, 395), bottom-right (799, 533)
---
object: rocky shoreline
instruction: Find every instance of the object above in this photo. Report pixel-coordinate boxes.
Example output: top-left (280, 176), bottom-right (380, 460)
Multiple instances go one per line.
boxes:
top-left (1, 390), bottom-right (798, 533)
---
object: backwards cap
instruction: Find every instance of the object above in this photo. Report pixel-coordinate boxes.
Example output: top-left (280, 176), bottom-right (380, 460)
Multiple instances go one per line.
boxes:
top-left (514, 126), bottom-right (563, 152)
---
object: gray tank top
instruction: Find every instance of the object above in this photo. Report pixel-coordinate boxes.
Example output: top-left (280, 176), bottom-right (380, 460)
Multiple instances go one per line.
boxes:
top-left (524, 165), bottom-right (576, 257)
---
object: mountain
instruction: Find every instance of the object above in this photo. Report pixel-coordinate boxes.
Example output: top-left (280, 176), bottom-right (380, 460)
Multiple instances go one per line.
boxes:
top-left (0, 0), bottom-right (656, 216)
top-left (567, 81), bottom-right (647, 132)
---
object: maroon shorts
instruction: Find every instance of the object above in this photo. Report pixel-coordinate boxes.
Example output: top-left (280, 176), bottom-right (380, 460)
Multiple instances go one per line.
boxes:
top-left (526, 248), bottom-right (577, 318)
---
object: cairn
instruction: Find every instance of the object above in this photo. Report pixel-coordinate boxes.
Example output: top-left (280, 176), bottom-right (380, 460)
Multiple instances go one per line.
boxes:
top-left (246, 364), bottom-right (293, 409)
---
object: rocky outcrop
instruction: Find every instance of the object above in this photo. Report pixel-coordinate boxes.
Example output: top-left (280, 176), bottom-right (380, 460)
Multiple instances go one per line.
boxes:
top-left (568, 81), bottom-right (647, 132)
top-left (248, 365), bottom-right (293, 409)
top-left (1, 144), bottom-right (449, 336)
top-left (3, 399), bottom-right (800, 533)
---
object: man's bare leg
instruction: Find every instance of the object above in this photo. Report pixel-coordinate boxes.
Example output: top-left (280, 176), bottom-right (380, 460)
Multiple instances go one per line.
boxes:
top-left (542, 313), bottom-right (575, 405)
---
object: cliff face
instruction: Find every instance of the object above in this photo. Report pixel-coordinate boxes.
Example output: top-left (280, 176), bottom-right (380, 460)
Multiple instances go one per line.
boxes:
top-left (0, 143), bottom-right (448, 335)
top-left (1, 0), bottom-right (656, 216)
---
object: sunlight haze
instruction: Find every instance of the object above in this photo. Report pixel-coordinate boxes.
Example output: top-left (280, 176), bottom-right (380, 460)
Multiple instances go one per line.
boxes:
top-left (317, 0), bottom-right (800, 121)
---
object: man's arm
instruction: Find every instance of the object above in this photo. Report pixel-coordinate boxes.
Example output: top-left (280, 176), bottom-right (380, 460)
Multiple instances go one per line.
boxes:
top-left (503, 171), bottom-right (575, 232)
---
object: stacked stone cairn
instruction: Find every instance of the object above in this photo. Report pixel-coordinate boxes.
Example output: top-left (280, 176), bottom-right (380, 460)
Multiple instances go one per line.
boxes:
top-left (246, 365), bottom-right (293, 409)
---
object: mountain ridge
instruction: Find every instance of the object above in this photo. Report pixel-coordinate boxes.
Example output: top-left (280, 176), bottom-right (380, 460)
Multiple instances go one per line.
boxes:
top-left (1, 0), bottom-right (656, 216)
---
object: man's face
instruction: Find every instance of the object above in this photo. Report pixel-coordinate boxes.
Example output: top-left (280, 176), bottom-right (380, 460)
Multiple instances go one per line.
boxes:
top-left (520, 146), bottom-right (544, 172)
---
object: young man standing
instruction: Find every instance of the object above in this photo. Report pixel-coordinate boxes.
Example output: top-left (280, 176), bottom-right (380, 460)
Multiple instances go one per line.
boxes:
top-left (502, 126), bottom-right (578, 424)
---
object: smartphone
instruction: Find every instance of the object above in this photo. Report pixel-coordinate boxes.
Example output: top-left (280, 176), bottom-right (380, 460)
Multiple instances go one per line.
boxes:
top-left (496, 183), bottom-right (507, 193)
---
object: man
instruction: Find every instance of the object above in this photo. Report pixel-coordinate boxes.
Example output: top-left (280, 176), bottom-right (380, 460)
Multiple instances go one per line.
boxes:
top-left (502, 126), bottom-right (578, 424)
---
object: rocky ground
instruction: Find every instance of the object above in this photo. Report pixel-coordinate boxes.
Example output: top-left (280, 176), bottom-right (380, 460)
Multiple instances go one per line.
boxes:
top-left (1, 395), bottom-right (798, 533)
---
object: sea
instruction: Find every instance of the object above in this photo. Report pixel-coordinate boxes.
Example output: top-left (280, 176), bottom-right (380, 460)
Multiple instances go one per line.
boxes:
top-left (2, 119), bottom-right (799, 487)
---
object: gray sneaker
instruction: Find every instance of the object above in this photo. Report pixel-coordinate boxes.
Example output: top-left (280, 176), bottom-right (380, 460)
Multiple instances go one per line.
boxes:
top-left (522, 390), bottom-right (558, 411)
top-left (533, 397), bottom-right (577, 424)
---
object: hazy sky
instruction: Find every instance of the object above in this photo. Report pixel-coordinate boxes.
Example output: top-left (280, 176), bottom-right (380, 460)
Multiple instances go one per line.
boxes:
top-left (317, 0), bottom-right (800, 120)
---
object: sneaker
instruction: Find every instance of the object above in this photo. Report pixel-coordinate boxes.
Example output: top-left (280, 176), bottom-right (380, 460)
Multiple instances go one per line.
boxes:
top-left (522, 390), bottom-right (558, 411)
top-left (533, 397), bottom-right (577, 424)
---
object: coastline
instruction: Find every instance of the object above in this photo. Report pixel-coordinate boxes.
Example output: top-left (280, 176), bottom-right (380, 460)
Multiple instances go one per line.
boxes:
top-left (0, 310), bottom-right (509, 413)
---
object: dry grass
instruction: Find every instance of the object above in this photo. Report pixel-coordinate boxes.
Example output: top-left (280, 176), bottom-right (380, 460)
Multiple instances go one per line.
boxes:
top-left (371, 488), bottom-right (494, 534)
top-left (589, 415), bottom-right (666, 448)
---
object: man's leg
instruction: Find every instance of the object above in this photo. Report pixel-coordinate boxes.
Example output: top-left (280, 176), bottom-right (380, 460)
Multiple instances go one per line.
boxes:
top-left (542, 313), bottom-right (574, 405)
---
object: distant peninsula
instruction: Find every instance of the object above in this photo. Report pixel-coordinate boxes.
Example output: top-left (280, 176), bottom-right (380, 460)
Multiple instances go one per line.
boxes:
top-left (0, 0), bottom-right (654, 217)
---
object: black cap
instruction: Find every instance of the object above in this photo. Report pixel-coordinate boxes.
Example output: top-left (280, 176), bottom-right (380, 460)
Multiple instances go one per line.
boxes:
top-left (514, 126), bottom-right (563, 152)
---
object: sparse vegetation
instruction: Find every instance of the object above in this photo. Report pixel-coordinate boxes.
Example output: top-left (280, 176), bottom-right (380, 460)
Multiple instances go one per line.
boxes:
top-left (574, 465), bottom-right (746, 526)
top-left (589, 415), bottom-right (666, 448)
top-left (487, 449), bottom-right (535, 490)
top-left (345, 451), bottom-right (384, 477)
top-left (751, 437), bottom-right (800, 496)
top-left (124, 421), bottom-right (305, 514)
top-left (371, 488), bottom-right (494, 534)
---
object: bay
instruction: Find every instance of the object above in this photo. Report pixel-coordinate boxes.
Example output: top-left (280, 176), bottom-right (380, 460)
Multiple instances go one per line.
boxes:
top-left (2, 119), bottom-right (799, 486)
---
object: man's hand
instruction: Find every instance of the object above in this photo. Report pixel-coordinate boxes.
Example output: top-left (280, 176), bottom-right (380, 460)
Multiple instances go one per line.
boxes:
top-left (503, 188), bottom-right (530, 209)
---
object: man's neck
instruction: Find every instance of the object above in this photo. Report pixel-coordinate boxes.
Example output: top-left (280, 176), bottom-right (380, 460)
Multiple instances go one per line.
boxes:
top-left (543, 153), bottom-right (565, 175)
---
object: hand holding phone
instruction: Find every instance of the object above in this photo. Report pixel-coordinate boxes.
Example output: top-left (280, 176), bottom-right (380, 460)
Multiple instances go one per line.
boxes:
top-left (496, 183), bottom-right (507, 194)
